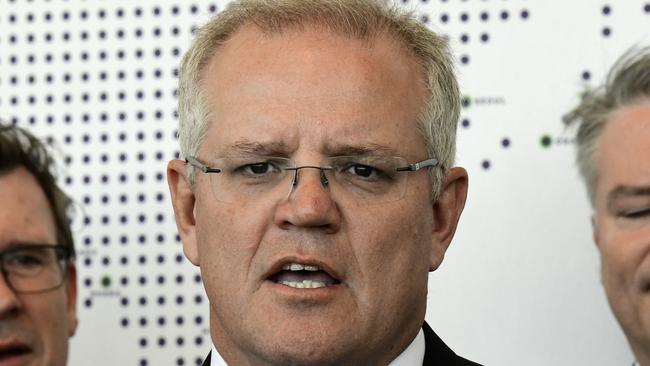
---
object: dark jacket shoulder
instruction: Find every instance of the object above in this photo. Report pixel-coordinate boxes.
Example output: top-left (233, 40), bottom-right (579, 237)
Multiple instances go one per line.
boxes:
top-left (422, 322), bottom-right (482, 366)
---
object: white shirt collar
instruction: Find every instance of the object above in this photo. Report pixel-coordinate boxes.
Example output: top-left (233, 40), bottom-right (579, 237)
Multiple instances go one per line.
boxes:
top-left (387, 328), bottom-right (426, 366)
top-left (210, 328), bottom-right (425, 366)
top-left (210, 343), bottom-right (226, 366)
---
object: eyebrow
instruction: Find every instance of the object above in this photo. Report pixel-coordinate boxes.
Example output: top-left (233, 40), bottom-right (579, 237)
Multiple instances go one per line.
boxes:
top-left (607, 185), bottom-right (650, 208)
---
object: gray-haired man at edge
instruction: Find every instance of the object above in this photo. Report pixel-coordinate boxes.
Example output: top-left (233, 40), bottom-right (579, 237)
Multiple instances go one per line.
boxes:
top-left (167, 1), bottom-right (482, 365)
top-left (565, 48), bottom-right (650, 366)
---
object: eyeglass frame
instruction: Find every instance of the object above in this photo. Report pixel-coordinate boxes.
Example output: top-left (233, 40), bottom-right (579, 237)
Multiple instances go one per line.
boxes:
top-left (0, 244), bottom-right (73, 294)
top-left (185, 155), bottom-right (441, 202)
top-left (186, 156), bottom-right (441, 173)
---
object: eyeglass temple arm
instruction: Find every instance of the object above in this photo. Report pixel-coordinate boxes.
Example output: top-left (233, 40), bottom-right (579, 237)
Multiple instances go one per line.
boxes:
top-left (395, 158), bottom-right (440, 172)
top-left (185, 156), bottom-right (221, 173)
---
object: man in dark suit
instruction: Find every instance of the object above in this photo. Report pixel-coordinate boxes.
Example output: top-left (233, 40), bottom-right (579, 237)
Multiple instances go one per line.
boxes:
top-left (168, 1), bottom-right (480, 365)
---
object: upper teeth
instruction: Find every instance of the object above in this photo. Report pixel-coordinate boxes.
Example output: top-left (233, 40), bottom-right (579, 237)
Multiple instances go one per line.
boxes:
top-left (279, 280), bottom-right (327, 289)
top-left (282, 263), bottom-right (319, 271)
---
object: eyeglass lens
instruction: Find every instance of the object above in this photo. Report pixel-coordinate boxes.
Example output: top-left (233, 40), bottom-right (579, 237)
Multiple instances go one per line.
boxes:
top-left (1, 246), bottom-right (68, 293)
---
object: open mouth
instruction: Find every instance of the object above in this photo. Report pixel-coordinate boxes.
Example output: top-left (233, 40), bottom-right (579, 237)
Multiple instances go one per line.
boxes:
top-left (0, 343), bottom-right (31, 362)
top-left (268, 262), bottom-right (341, 289)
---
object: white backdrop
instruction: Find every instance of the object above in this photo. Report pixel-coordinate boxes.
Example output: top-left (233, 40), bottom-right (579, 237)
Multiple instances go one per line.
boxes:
top-left (1, 1), bottom-right (649, 365)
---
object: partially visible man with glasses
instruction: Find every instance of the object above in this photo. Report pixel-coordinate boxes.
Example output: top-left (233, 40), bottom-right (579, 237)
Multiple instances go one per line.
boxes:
top-left (168, 0), bottom-right (478, 365)
top-left (565, 47), bottom-right (650, 366)
top-left (0, 122), bottom-right (77, 366)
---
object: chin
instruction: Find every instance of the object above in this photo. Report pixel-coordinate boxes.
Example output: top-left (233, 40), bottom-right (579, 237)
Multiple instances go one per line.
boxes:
top-left (248, 326), bottom-right (362, 366)
top-left (260, 344), bottom-right (353, 366)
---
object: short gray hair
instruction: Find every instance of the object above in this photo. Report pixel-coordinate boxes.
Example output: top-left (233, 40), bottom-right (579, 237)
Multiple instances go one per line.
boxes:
top-left (178, 0), bottom-right (460, 200)
top-left (564, 47), bottom-right (650, 205)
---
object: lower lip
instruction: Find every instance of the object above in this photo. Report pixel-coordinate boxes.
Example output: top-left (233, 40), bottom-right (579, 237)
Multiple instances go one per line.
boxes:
top-left (264, 280), bottom-right (345, 301)
top-left (0, 352), bottom-right (31, 366)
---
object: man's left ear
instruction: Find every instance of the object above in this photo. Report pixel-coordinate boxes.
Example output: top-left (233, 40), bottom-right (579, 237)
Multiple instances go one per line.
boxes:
top-left (429, 167), bottom-right (468, 271)
top-left (66, 263), bottom-right (78, 337)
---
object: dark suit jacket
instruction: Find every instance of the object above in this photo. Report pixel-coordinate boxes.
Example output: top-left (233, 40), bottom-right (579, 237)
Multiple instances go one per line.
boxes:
top-left (202, 322), bottom-right (482, 365)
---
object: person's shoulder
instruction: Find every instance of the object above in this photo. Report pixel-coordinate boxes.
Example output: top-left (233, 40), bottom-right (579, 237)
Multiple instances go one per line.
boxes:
top-left (454, 355), bottom-right (483, 366)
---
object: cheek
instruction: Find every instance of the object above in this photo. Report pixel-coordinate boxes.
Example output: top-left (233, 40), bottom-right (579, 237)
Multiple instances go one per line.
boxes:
top-left (598, 225), bottom-right (650, 290)
top-left (353, 203), bottom-right (432, 277)
top-left (196, 196), bottom-right (269, 241)
top-left (349, 207), bottom-right (431, 320)
top-left (195, 203), bottom-right (269, 286)
top-left (24, 291), bottom-right (70, 362)
top-left (599, 232), bottom-right (629, 283)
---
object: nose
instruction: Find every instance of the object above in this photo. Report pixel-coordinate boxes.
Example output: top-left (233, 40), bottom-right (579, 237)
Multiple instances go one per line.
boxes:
top-left (273, 167), bottom-right (341, 233)
top-left (0, 272), bottom-right (21, 320)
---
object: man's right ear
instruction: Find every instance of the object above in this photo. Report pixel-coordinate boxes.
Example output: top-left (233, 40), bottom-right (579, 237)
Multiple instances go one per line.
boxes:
top-left (167, 159), bottom-right (200, 266)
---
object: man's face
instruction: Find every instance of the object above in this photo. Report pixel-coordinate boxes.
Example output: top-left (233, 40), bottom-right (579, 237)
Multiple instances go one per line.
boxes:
top-left (593, 100), bottom-right (650, 359)
top-left (169, 25), bottom-right (467, 366)
top-left (0, 167), bottom-right (77, 366)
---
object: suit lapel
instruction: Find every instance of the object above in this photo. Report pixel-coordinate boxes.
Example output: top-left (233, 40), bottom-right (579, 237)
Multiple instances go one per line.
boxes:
top-left (422, 322), bottom-right (482, 366)
top-left (201, 351), bottom-right (211, 366)
top-left (422, 321), bottom-right (459, 365)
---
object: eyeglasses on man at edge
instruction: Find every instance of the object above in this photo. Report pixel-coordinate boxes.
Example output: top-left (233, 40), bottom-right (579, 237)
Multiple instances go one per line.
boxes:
top-left (185, 155), bottom-right (441, 205)
top-left (0, 244), bottom-right (72, 293)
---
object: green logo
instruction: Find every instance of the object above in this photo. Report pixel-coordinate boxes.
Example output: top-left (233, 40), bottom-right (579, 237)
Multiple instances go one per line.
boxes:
top-left (101, 275), bottom-right (112, 288)
top-left (540, 134), bottom-right (553, 148)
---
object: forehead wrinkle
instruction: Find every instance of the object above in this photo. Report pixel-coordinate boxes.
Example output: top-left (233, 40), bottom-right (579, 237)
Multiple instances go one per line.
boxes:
top-left (322, 142), bottom-right (404, 158)
top-left (219, 139), bottom-right (293, 157)
top-left (219, 141), bottom-right (412, 160)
